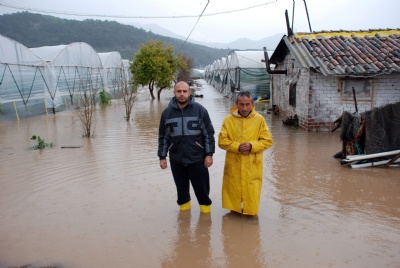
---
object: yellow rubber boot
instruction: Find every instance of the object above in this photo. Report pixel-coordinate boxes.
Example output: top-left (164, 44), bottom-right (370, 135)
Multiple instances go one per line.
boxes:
top-left (179, 201), bottom-right (191, 211)
top-left (200, 205), bottom-right (211, 213)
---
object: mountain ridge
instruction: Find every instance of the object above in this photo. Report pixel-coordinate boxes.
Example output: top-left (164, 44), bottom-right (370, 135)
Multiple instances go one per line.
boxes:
top-left (0, 12), bottom-right (282, 68)
top-left (132, 22), bottom-right (283, 50)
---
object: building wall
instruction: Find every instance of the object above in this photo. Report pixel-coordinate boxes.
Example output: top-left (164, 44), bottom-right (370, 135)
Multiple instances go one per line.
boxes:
top-left (373, 74), bottom-right (400, 107)
top-left (271, 53), bottom-right (400, 131)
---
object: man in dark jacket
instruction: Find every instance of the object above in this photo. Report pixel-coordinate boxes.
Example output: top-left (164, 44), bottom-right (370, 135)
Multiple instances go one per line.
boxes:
top-left (158, 81), bottom-right (215, 213)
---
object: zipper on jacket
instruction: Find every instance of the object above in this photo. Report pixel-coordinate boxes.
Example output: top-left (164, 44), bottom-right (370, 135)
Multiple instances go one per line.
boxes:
top-left (168, 142), bottom-right (174, 150)
top-left (180, 109), bottom-right (186, 159)
top-left (196, 141), bottom-right (204, 149)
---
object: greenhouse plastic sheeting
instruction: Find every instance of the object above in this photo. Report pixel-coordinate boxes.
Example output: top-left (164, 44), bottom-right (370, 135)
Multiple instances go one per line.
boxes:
top-left (122, 59), bottom-right (132, 83)
top-left (30, 42), bottom-right (104, 109)
top-left (0, 34), bottom-right (52, 106)
top-left (204, 50), bottom-right (272, 99)
top-left (0, 35), bottom-right (118, 119)
top-left (98, 51), bottom-right (124, 93)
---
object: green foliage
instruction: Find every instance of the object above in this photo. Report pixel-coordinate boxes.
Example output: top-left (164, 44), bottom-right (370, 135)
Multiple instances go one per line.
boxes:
top-left (175, 53), bottom-right (192, 82)
top-left (31, 135), bottom-right (54, 150)
top-left (0, 12), bottom-right (232, 67)
top-left (100, 90), bottom-right (112, 104)
top-left (130, 40), bottom-right (180, 98)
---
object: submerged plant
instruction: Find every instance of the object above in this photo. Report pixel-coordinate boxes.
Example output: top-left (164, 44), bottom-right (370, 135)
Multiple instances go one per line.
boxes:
top-left (100, 90), bottom-right (112, 104)
top-left (71, 87), bottom-right (97, 138)
top-left (31, 135), bottom-right (54, 150)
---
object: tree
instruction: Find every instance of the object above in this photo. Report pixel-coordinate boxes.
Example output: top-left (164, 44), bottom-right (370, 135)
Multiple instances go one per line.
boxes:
top-left (114, 62), bottom-right (137, 121)
top-left (71, 85), bottom-right (97, 138)
top-left (130, 40), bottom-right (179, 100)
top-left (174, 53), bottom-right (192, 83)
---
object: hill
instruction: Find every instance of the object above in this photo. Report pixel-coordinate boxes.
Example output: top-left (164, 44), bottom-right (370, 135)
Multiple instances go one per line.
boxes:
top-left (0, 12), bottom-right (232, 68)
top-left (133, 22), bottom-right (283, 50)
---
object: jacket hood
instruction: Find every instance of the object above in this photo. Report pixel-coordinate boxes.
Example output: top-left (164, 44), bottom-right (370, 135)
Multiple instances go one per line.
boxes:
top-left (230, 106), bottom-right (256, 118)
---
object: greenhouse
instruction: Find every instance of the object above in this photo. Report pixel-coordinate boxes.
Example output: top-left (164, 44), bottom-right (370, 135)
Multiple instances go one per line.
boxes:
top-left (0, 34), bottom-right (53, 119)
top-left (204, 64), bottom-right (212, 82)
top-left (98, 51), bottom-right (126, 96)
top-left (30, 42), bottom-right (104, 111)
top-left (210, 57), bottom-right (226, 90)
top-left (225, 50), bottom-right (273, 100)
top-left (0, 35), bottom-right (130, 120)
top-left (122, 59), bottom-right (132, 85)
top-left (204, 50), bottom-right (273, 100)
top-left (205, 60), bottom-right (216, 86)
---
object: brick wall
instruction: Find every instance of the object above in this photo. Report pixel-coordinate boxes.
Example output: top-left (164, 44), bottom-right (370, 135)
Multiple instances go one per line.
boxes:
top-left (271, 53), bottom-right (400, 131)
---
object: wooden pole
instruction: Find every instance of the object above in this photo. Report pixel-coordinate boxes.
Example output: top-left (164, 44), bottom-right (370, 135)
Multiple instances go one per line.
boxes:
top-left (14, 101), bottom-right (19, 122)
top-left (44, 98), bottom-right (48, 115)
top-left (384, 153), bottom-right (400, 168)
top-left (352, 87), bottom-right (358, 113)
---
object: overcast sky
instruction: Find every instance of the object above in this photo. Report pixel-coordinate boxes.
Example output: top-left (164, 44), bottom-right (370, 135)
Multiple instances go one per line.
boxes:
top-left (0, 0), bottom-right (398, 43)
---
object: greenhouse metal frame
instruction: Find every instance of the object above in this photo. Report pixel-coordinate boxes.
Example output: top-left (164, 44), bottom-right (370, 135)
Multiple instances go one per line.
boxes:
top-left (0, 34), bottom-right (131, 120)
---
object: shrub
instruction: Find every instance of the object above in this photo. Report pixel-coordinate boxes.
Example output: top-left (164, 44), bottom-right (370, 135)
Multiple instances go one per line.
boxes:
top-left (100, 90), bottom-right (112, 104)
top-left (31, 135), bottom-right (54, 150)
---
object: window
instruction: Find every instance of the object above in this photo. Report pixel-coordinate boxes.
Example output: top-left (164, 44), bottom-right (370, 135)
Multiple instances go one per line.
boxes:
top-left (340, 78), bottom-right (373, 101)
top-left (289, 83), bottom-right (296, 106)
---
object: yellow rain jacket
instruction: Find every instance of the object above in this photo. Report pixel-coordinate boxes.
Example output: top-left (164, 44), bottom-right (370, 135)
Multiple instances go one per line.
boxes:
top-left (218, 106), bottom-right (273, 215)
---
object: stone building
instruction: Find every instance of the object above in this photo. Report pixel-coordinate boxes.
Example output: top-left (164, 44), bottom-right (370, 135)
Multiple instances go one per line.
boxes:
top-left (267, 29), bottom-right (400, 131)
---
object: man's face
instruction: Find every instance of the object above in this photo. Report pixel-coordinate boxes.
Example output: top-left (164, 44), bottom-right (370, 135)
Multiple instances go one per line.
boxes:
top-left (236, 95), bottom-right (253, 117)
top-left (174, 83), bottom-right (190, 106)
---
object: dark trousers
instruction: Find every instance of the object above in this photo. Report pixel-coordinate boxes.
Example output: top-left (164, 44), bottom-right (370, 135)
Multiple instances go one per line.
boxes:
top-left (170, 162), bottom-right (212, 206)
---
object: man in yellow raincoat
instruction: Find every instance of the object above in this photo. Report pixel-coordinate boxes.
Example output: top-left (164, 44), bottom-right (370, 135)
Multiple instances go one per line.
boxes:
top-left (218, 91), bottom-right (273, 215)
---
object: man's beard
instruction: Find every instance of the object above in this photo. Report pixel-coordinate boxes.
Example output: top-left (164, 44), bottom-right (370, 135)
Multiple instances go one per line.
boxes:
top-left (177, 98), bottom-right (189, 106)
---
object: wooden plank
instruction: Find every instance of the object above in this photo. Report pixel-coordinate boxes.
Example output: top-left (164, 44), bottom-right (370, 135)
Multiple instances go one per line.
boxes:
top-left (384, 153), bottom-right (400, 168)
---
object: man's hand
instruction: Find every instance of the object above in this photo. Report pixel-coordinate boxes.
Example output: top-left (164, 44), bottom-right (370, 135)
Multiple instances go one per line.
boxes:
top-left (239, 142), bottom-right (252, 155)
top-left (204, 155), bottom-right (213, 168)
top-left (160, 159), bottom-right (167, 169)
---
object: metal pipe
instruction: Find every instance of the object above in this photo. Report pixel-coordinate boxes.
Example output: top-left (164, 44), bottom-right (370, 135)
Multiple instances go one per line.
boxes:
top-left (262, 47), bottom-right (287, 75)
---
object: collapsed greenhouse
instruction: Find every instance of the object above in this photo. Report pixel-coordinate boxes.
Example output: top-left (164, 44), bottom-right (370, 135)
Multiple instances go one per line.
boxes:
top-left (204, 50), bottom-right (273, 100)
top-left (0, 34), bottom-right (129, 120)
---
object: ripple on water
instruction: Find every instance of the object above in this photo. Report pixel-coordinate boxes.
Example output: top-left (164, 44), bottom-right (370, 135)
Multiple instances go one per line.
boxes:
top-left (1, 80), bottom-right (400, 267)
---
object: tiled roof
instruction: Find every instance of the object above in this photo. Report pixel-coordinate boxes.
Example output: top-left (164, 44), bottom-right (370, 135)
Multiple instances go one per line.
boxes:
top-left (269, 29), bottom-right (400, 76)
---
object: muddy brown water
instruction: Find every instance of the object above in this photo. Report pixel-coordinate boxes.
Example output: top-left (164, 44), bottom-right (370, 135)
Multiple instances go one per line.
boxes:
top-left (0, 79), bottom-right (399, 268)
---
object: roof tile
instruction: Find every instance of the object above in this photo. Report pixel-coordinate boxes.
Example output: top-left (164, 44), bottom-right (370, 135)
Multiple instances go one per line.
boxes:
top-left (270, 29), bottom-right (400, 76)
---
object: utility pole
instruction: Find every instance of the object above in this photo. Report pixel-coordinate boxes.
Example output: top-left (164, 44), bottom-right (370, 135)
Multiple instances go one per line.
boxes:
top-left (291, 0), bottom-right (313, 33)
top-left (303, 0), bottom-right (312, 32)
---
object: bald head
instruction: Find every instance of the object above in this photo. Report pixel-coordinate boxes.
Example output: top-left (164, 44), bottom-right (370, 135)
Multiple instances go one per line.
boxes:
top-left (174, 81), bottom-right (190, 91)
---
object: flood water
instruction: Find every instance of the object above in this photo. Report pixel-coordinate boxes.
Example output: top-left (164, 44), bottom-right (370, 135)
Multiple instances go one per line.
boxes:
top-left (0, 79), bottom-right (399, 268)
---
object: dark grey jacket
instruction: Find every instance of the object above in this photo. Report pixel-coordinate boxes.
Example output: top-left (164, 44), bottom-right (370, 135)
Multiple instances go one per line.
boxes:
top-left (158, 96), bottom-right (215, 165)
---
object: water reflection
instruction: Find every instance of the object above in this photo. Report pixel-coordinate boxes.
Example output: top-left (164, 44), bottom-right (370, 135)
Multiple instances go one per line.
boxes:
top-left (221, 212), bottom-right (265, 267)
top-left (133, 99), bottom-right (168, 137)
top-left (269, 122), bottom-right (400, 223)
top-left (161, 211), bottom-right (213, 268)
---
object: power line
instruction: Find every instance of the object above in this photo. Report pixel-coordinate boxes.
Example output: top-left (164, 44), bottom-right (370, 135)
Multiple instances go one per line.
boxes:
top-left (0, 1), bottom-right (279, 58)
top-left (175, 0), bottom-right (210, 55)
top-left (0, 1), bottom-right (277, 19)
